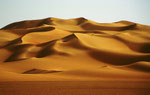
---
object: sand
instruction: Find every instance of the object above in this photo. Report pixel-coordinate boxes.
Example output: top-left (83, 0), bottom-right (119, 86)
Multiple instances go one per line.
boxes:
top-left (0, 81), bottom-right (150, 95)
top-left (0, 17), bottom-right (150, 94)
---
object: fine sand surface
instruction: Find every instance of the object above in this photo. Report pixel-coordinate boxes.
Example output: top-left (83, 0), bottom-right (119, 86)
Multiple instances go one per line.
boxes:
top-left (0, 81), bottom-right (150, 95)
top-left (0, 17), bottom-right (150, 94)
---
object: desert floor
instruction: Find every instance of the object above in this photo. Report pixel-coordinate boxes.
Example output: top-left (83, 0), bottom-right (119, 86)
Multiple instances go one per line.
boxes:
top-left (0, 81), bottom-right (150, 95)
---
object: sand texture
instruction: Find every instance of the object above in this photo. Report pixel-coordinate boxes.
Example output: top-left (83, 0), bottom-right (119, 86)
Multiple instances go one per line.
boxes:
top-left (0, 81), bottom-right (150, 95)
top-left (0, 17), bottom-right (150, 81)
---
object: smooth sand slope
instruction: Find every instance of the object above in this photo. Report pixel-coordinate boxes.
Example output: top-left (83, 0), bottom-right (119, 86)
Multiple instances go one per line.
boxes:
top-left (0, 17), bottom-right (150, 81)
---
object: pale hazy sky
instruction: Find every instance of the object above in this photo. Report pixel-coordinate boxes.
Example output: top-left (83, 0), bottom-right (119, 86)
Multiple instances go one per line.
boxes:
top-left (0, 0), bottom-right (150, 28)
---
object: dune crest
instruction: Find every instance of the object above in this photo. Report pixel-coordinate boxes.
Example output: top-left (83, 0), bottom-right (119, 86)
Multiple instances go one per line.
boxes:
top-left (22, 69), bottom-right (62, 74)
top-left (0, 17), bottom-right (150, 81)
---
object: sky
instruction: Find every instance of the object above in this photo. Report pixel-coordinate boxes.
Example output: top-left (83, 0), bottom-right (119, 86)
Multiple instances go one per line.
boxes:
top-left (0, 0), bottom-right (150, 28)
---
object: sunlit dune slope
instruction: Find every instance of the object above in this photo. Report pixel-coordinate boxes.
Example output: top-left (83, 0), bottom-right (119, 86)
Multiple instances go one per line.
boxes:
top-left (0, 17), bottom-right (150, 81)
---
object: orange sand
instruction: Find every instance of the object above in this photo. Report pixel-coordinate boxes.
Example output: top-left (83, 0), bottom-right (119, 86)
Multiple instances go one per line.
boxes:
top-left (0, 17), bottom-right (150, 81)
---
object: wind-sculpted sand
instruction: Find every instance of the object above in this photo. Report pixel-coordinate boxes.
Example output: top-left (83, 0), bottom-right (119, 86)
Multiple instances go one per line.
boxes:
top-left (0, 17), bottom-right (150, 81)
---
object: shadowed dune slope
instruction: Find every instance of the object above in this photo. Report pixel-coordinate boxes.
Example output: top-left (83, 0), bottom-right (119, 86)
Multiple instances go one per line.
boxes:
top-left (0, 17), bottom-right (150, 81)
top-left (22, 68), bottom-right (62, 74)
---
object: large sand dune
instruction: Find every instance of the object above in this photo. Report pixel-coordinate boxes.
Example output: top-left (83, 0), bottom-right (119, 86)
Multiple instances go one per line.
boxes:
top-left (0, 17), bottom-right (150, 81)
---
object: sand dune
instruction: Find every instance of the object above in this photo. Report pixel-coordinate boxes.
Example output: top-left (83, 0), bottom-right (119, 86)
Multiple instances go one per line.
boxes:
top-left (0, 17), bottom-right (150, 81)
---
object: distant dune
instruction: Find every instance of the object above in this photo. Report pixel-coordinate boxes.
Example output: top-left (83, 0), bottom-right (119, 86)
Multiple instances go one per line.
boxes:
top-left (0, 17), bottom-right (150, 81)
